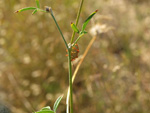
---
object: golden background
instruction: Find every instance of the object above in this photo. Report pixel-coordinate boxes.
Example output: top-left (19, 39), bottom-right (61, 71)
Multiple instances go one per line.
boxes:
top-left (0, 0), bottom-right (150, 113)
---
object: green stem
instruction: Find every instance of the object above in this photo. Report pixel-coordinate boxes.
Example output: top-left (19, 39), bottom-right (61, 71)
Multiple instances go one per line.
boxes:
top-left (50, 11), bottom-right (69, 49)
top-left (73, 33), bottom-right (84, 46)
top-left (37, 9), bottom-right (47, 13)
top-left (70, 0), bottom-right (84, 44)
top-left (47, 7), bottom-right (74, 113)
top-left (68, 48), bottom-right (73, 113)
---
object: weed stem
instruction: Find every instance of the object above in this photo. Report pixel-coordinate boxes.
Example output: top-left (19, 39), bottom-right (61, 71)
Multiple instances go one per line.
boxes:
top-left (70, 0), bottom-right (84, 44)
top-left (73, 33), bottom-right (84, 46)
top-left (48, 7), bottom-right (74, 113)
top-left (49, 9), bottom-right (69, 49)
top-left (68, 48), bottom-right (73, 113)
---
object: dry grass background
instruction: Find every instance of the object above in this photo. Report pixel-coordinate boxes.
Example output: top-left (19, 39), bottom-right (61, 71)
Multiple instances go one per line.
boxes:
top-left (0, 0), bottom-right (150, 113)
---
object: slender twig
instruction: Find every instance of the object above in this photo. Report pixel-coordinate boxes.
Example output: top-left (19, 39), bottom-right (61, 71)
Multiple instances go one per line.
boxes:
top-left (68, 48), bottom-right (73, 113)
top-left (72, 33), bottom-right (84, 46)
top-left (47, 7), bottom-right (69, 49)
top-left (72, 36), bottom-right (96, 81)
top-left (68, 0), bottom-right (84, 112)
top-left (70, 0), bottom-right (84, 44)
top-left (66, 36), bottom-right (97, 113)
top-left (46, 7), bottom-right (74, 113)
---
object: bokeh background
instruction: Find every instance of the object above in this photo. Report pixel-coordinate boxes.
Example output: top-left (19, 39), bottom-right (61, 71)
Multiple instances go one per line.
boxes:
top-left (0, 0), bottom-right (150, 113)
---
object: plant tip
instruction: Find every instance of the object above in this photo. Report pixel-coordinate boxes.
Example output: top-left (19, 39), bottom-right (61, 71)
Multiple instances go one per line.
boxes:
top-left (45, 6), bottom-right (52, 12)
top-left (15, 10), bottom-right (19, 13)
top-left (95, 9), bottom-right (98, 12)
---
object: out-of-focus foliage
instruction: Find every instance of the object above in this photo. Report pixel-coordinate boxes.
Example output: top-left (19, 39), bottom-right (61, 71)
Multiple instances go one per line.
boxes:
top-left (35, 95), bottom-right (63, 113)
top-left (0, 0), bottom-right (150, 113)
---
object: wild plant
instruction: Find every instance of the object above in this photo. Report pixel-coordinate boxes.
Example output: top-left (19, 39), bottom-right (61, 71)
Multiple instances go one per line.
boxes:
top-left (15, 0), bottom-right (97, 113)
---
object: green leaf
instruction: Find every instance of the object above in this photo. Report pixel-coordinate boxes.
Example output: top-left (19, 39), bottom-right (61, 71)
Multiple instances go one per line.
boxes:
top-left (41, 106), bottom-right (51, 111)
top-left (35, 106), bottom-right (53, 113)
top-left (82, 10), bottom-right (98, 31)
top-left (32, 9), bottom-right (38, 15)
top-left (15, 7), bottom-right (37, 13)
top-left (35, 0), bottom-right (40, 8)
top-left (35, 110), bottom-right (54, 113)
top-left (71, 22), bottom-right (79, 33)
top-left (53, 95), bottom-right (63, 113)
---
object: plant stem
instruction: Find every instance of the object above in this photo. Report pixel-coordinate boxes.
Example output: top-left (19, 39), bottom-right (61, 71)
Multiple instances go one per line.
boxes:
top-left (48, 7), bottom-right (73, 113)
top-left (68, 48), bottom-right (73, 113)
top-left (72, 36), bottom-right (97, 82)
top-left (70, 0), bottom-right (84, 44)
top-left (66, 36), bottom-right (97, 113)
top-left (50, 11), bottom-right (68, 49)
top-left (72, 33), bottom-right (84, 46)
top-left (67, 1), bottom-right (84, 112)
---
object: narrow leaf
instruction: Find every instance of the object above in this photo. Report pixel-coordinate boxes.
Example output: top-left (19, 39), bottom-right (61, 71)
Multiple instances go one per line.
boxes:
top-left (82, 10), bottom-right (98, 31)
top-left (53, 95), bottom-right (63, 113)
top-left (15, 7), bottom-right (37, 13)
top-left (41, 106), bottom-right (51, 111)
top-left (35, 110), bottom-right (54, 113)
top-left (35, 0), bottom-right (40, 8)
top-left (71, 22), bottom-right (79, 33)
top-left (32, 9), bottom-right (38, 15)
top-left (35, 106), bottom-right (53, 113)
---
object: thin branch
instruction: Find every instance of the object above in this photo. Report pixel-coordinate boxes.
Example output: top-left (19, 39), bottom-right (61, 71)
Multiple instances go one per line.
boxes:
top-left (66, 36), bottom-right (97, 113)
top-left (70, 0), bottom-right (84, 44)
top-left (46, 7), bottom-right (69, 49)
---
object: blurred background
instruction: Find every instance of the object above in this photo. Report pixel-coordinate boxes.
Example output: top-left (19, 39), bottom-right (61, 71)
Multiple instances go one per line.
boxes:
top-left (0, 0), bottom-right (150, 113)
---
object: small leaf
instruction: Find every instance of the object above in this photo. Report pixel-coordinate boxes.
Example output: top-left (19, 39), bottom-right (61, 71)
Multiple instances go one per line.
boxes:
top-left (41, 106), bottom-right (51, 111)
top-left (53, 95), bottom-right (63, 113)
top-left (35, 0), bottom-right (40, 8)
top-left (71, 22), bottom-right (79, 33)
top-left (32, 9), bottom-right (38, 15)
top-left (35, 110), bottom-right (54, 113)
top-left (82, 10), bottom-right (98, 31)
top-left (35, 106), bottom-right (54, 113)
top-left (15, 7), bottom-right (37, 13)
